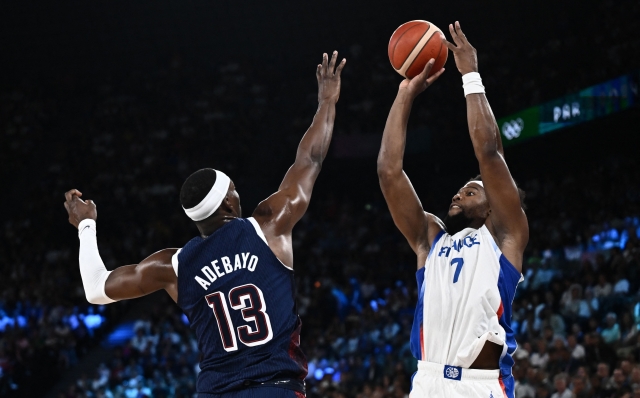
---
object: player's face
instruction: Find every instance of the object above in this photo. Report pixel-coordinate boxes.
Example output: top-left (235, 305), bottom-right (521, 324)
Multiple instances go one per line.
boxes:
top-left (447, 183), bottom-right (489, 219)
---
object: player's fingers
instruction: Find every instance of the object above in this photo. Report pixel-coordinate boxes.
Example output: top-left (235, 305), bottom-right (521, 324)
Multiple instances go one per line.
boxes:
top-left (442, 38), bottom-right (457, 52)
top-left (328, 51), bottom-right (337, 74)
top-left (64, 202), bottom-right (69, 211)
top-left (65, 189), bottom-right (82, 202)
top-left (316, 64), bottom-right (322, 80)
top-left (321, 53), bottom-right (328, 76)
top-left (454, 21), bottom-right (468, 44)
top-left (335, 58), bottom-right (346, 75)
top-left (416, 59), bottom-right (435, 82)
top-left (86, 200), bottom-right (96, 207)
top-left (449, 23), bottom-right (462, 46)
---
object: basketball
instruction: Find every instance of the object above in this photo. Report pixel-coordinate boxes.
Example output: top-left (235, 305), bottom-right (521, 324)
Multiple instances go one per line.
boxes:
top-left (388, 20), bottom-right (448, 79)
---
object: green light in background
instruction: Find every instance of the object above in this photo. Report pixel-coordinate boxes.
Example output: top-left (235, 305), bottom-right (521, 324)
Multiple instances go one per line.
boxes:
top-left (498, 71), bottom-right (639, 147)
top-left (498, 106), bottom-right (540, 146)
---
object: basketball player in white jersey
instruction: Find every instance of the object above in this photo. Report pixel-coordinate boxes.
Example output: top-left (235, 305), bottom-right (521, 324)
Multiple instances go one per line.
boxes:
top-left (377, 22), bottom-right (528, 398)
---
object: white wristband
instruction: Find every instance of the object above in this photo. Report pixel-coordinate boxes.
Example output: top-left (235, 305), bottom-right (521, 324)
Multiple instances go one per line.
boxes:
top-left (462, 72), bottom-right (485, 97)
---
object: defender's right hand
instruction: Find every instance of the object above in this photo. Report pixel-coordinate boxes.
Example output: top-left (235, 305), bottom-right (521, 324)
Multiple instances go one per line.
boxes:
top-left (64, 189), bottom-right (97, 229)
top-left (399, 59), bottom-right (445, 99)
top-left (317, 51), bottom-right (346, 103)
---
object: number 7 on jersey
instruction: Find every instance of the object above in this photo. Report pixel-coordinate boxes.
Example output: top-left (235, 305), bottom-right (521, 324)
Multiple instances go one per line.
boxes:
top-left (450, 258), bottom-right (464, 284)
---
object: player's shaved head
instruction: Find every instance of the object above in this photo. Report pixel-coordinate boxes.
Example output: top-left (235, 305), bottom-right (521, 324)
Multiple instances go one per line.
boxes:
top-left (180, 168), bottom-right (241, 234)
top-left (180, 168), bottom-right (218, 209)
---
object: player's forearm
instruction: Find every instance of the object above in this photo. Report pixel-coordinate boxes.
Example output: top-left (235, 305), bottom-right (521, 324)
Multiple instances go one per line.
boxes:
top-left (296, 99), bottom-right (337, 165)
top-left (78, 220), bottom-right (116, 305)
top-left (378, 90), bottom-right (414, 175)
top-left (465, 94), bottom-right (503, 161)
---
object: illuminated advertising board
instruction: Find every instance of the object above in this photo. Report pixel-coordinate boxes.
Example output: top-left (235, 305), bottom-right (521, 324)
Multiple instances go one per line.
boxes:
top-left (498, 71), bottom-right (639, 146)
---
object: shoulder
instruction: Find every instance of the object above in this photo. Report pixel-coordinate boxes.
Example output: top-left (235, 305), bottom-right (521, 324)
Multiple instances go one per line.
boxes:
top-left (141, 248), bottom-right (179, 267)
top-left (133, 249), bottom-right (181, 281)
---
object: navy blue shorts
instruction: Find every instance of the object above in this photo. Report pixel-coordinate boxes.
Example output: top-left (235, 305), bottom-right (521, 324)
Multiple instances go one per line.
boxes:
top-left (198, 387), bottom-right (305, 398)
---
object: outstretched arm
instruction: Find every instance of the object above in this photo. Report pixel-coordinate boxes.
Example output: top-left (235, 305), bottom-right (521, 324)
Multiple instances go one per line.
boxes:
top-left (377, 61), bottom-right (445, 262)
top-left (64, 189), bottom-right (178, 304)
top-left (444, 22), bottom-right (528, 270)
top-left (252, 52), bottom-right (346, 268)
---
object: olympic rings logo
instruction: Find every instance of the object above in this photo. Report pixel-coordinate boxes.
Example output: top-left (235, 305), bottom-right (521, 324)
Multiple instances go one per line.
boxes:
top-left (501, 118), bottom-right (524, 140)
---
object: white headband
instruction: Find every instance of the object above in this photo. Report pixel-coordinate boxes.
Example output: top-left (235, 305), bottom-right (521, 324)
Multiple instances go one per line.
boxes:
top-left (183, 170), bottom-right (231, 221)
top-left (464, 180), bottom-right (484, 189)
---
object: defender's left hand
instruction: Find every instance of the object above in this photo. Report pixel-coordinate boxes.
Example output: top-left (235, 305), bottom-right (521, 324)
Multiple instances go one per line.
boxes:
top-left (317, 51), bottom-right (346, 103)
top-left (443, 21), bottom-right (478, 75)
top-left (64, 189), bottom-right (97, 229)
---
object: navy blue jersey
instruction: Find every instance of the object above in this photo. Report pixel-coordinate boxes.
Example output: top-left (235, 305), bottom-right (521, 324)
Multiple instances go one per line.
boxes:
top-left (173, 217), bottom-right (307, 394)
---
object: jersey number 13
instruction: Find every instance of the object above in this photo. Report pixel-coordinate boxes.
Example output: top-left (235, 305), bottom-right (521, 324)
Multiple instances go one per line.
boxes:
top-left (205, 284), bottom-right (274, 352)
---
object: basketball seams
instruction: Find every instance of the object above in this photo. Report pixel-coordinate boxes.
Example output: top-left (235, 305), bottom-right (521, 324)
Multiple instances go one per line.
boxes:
top-left (396, 27), bottom-right (431, 75)
top-left (405, 32), bottom-right (445, 78)
top-left (398, 24), bottom-right (442, 78)
top-left (405, 29), bottom-right (447, 79)
top-left (390, 22), bottom-right (428, 70)
top-left (388, 21), bottom-right (424, 67)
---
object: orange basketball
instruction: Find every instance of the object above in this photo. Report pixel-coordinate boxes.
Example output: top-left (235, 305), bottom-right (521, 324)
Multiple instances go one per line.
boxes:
top-left (388, 20), bottom-right (448, 79)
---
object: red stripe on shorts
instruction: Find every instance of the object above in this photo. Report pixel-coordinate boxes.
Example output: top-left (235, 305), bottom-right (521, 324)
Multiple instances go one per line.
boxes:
top-left (499, 376), bottom-right (508, 398)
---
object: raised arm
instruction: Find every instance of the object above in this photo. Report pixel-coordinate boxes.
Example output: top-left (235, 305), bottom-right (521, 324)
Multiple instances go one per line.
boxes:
top-left (64, 189), bottom-right (178, 304)
top-left (444, 22), bottom-right (528, 269)
top-left (252, 52), bottom-right (345, 267)
top-left (377, 61), bottom-right (445, 261)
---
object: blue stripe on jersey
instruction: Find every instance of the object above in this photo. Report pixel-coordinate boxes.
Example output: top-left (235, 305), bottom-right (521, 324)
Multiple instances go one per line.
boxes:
top-left (496, 254), bottom-right (521, 378)
top-left (410, 267), bottom-right (426, 360)
top-left (501, 374), bottom-right (516, 398)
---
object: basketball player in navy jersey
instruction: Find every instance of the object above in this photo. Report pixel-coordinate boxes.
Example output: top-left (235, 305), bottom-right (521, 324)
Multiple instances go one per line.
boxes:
top-left (377, 23), bottom-right (528, 397)
top-left (63, 52), bottom-right (346, 398)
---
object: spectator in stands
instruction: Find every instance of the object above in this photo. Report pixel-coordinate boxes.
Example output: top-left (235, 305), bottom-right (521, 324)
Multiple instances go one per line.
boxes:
top-left (602, 312), bottom-right (622, 344)
top-left (551, 373), bottom-right (572, 398)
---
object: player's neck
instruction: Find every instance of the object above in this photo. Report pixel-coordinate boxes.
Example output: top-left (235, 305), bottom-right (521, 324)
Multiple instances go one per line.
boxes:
top-left (197, 215), bottom-right (238, 238)
top-left (468, 218), bottom-right (486, 231)
top-left (445, 217), bottom-right (486, 235)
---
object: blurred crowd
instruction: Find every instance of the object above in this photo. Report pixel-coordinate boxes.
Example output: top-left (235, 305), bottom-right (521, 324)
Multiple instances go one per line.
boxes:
top-left (2, 0), bottom-right (640, 397)
top-left (51, 155), bottom-right (640, 398)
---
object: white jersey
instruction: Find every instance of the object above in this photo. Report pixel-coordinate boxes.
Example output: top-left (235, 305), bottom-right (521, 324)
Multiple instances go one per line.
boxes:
top-left (410, 225), bottom-right (522, 381)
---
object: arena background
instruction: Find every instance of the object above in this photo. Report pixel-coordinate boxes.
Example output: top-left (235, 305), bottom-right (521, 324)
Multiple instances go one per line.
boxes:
top-left (1, 0), bottom-right (640, 397)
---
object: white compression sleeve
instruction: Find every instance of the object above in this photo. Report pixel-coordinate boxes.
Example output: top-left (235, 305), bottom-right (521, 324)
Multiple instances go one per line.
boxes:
top-left (78, 219), bottom-right (116, 305)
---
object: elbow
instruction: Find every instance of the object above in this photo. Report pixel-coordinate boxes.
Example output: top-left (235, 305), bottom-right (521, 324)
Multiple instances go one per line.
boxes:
top-left (297, 147), bottom-right (324, 168)
top-left (474, 146), bottom-right (501, 162)
top-left (85, 293), bottom-right (105, 305)
top-left (377, 165), bottom-right (391, 180)
top-left (310, 154), bottom-right (323, 168)
top-left (84, 283), bottom-right (116, 305)
top-left (377, 160), bottom-right (400, 181)
top-left (377, 168), bottom-right (398, 186)
top-left (304, 155), bottom-right (323, 171)
top-left (85, 294), bottom-right (114, 305)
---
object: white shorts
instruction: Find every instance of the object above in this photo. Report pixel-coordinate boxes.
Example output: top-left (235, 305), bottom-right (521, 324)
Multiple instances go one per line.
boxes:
top-left (410, 361), bottom-right (515, 398)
